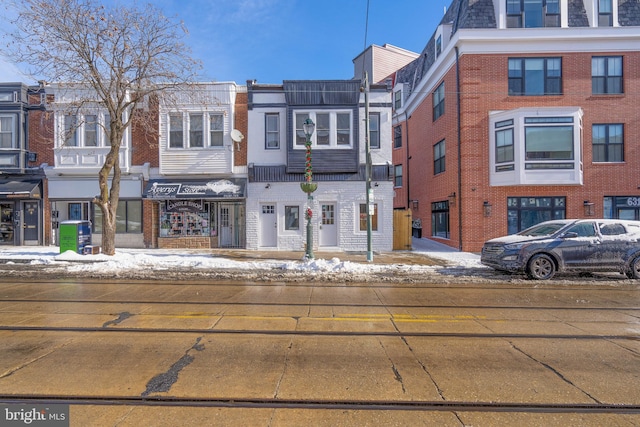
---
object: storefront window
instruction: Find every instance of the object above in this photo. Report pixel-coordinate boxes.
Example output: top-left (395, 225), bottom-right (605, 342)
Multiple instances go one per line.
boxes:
top-left (159, 200), bottom-right (210, 237)
top-left (93, 200), bottom-right (142, 233)
top-left (507, 196), bottom-right (565, 234)
top-left (0, 203), bottom-right (13, 243)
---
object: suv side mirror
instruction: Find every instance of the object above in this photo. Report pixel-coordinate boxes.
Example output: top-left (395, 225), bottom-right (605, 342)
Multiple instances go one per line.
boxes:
top-left (562, 232), bottom-right (578, 239)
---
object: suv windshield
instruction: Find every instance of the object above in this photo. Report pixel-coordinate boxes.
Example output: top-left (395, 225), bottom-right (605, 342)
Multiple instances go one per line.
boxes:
top-left (517, 222), bottom-right (567, 237)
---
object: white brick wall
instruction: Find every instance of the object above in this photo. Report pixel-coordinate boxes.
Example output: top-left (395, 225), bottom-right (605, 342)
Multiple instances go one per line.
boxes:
top-left (246, 181), bottom-right (394, 252)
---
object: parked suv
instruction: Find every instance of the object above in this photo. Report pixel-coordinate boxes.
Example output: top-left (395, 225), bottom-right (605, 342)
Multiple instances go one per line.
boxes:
top-left (481, 219), bottom-right (640, 280)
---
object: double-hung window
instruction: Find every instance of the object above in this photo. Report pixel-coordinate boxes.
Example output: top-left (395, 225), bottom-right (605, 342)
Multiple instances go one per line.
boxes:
top-left (0, 115), bottom-right (16, 149)
top-left (294, 111), bottom-right (352, 148)
top-left (592, 56), bottom-right (622, 95)
top-left (434, 139), bottom-right (446, 175)
top-left (593, 124), bottom-right (623, 162)
top-left (369, 112), bottom-right (380, 149)
top-left (509, 58), bottom-right (561, 96)
top-left (394, 90), bottom-right (402, 110)
top-left (169, 114), bottom-right (183, 148)
top-left (433, 82), bottom-right (445, 121)
top-left (63, 115), bottom-right (78, 147)
top-left (265, 113), bottom-right (279, 149)
top-left (507, 0), bottom-right (560, 28)
top-left (209, 113), bottom-right (224, 147)
top-left (393, 126), bottom-right (402, 149)
top-left (84, 115), bottom-right (97, 147)
top-left (189, 114), bottom-right (203, 148)
top-left (394, 164), bottom-right (403, 187)
top-left (495, 119), bottom-right (515, 170)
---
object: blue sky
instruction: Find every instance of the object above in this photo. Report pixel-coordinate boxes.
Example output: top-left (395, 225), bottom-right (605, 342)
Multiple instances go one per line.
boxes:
top-left (0, 0), bottom-right (451, 84)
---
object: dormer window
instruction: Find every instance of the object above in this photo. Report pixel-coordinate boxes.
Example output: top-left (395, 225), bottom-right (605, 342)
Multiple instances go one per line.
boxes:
top-left (507, 0), bottom-right (560, 28)
top-left (598, 0), bottom-right (613, 26)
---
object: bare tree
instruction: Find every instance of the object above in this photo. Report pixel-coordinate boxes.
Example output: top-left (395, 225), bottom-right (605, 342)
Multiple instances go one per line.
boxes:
top-left (3, 0), bottom-right (201, 255)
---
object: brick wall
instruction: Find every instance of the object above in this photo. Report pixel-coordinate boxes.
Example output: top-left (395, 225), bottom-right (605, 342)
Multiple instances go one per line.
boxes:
top-left (399, 50), bottom-right (640, 252)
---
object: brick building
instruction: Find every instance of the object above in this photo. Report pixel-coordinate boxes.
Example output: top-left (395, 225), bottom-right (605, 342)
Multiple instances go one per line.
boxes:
top-left (391, 0), bottom-right (640, 252)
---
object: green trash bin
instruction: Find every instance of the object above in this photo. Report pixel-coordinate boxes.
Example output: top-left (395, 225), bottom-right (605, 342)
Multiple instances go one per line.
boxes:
top-left (59, 220), bottom-right (91, 254)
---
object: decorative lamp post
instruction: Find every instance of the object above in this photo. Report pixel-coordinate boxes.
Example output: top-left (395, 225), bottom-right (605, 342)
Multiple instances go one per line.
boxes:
top-left (300, 118), bottom-right (316, 259)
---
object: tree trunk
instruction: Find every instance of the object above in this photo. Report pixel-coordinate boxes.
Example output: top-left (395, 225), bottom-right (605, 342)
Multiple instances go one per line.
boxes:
top-left (95, 128), bottom-right (123, 256)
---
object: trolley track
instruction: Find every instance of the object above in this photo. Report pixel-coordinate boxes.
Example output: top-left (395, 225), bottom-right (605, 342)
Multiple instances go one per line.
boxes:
top-left (1, 395), bottom-right (640, 414)
top-left (1, 278), bottom-right (640, 424)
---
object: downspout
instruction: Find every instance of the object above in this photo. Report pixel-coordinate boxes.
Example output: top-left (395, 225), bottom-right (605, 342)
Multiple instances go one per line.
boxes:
top-left (455, 46), bottom-right (463, 251)
top-left (404, 111), bottom-right (410, 209)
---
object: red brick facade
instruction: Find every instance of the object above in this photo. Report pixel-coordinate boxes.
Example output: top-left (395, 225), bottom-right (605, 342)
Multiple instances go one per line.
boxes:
top-left (395, 50), bottom-right (640, 252)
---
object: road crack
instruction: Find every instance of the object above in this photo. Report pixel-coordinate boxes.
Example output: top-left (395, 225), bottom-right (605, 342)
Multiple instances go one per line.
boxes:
top-left (141, 337), bottom-right (204, 397)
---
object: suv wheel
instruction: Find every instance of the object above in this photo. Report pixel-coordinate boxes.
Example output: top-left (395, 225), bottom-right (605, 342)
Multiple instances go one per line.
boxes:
top-left (527, 254), bottom-right (556, 280)
top-left (627, 255), bottom-right (640, 279)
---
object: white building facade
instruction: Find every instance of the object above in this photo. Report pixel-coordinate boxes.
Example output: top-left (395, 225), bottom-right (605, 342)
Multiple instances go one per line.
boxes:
top-left (246, 80), bottom-right (394, 253)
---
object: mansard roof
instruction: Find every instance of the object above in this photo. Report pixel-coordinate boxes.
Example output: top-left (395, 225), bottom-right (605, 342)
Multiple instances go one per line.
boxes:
top-left (394, 0), bottom-right (640, 101)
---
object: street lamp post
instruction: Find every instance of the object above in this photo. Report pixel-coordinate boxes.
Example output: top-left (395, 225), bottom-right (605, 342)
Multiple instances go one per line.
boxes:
top-left (300, 118), bottom-right (316, 259)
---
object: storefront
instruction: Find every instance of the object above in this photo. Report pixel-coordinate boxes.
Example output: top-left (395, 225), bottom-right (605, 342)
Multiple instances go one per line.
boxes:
top-left (47, 177), bottom-right (145, 248)
top-left (143, 178), bottom-right (246, 249)
top-left (0, 178), bottom-right (43, 245)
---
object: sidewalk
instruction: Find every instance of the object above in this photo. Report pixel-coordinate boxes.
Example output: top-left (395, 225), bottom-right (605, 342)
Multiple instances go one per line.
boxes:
top-left (0, 237), bottom-right (479, 266)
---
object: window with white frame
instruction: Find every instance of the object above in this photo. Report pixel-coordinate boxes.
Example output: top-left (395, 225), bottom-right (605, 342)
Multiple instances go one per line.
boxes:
top-left (495, 119), bottom-right (515, 169)
top-left (285, 205), bottom-right (299, 230)
top-left (84, 115), bottom-right (97, 147)
top-left (64, 115), bottom-right (77, 146)
top-left (168, 112), bottom-right (225, 149)
top-left (489, 107), bottom-right (583, 186)
top-left (369, 112), bottom-right (380, 149)
top-left (525, 117), bottom-right (574, 162)
top-left (265, 113), bottom-right (279, 149)
top-left (359, 203), bottom-right (378, 231)
top-left (60, 113), bottom-right (112, 148)
top-left (394, 90), bottom-right (402, 110)
top-left (209, 113), bottom-right (224, 146)
top-left (169, 114), bottom-right (183, 148)
top-left (189, 113), bottom-right (203, 148)
top-left (294, 111), bottom-right (352, 148)
top-left (0, 115), bottom-right (16, 149)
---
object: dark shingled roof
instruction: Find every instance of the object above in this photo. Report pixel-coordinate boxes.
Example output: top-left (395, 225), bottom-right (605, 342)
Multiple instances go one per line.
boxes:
top-left (619, 0), bottom-right (640, 26)
top-left (394, 0), bottom-right (640, 100)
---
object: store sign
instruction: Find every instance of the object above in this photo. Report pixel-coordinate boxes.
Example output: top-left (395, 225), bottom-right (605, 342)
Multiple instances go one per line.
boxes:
top-left (166, 199), bottom-right (204, 212)
top-left (144, 179), bottom-right (244, 199)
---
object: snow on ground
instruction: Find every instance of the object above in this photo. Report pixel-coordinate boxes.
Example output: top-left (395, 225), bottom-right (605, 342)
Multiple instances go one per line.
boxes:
top-left (0, 238), bottom-right (483, 279)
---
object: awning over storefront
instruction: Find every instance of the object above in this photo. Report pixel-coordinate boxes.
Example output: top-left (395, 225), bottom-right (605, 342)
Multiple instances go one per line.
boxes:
top-left (0, 179), bottom-right (41, 199)
top-left (143, 178), bottom-right (246, 199)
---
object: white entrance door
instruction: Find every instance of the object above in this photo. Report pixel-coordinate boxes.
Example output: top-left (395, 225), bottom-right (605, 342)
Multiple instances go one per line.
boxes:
top-left (260, 204), bottom-right (277, 247)
top-left (319, 203), bottom-right (337, 247)
top-left (219, 205), bottom-right (233, 247)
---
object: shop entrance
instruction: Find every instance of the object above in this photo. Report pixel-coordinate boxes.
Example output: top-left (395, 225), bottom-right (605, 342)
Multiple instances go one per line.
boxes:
top-left (23, 201), bottom-right (39, 244)
top-left (218, 202), bottom-right (245, 248)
